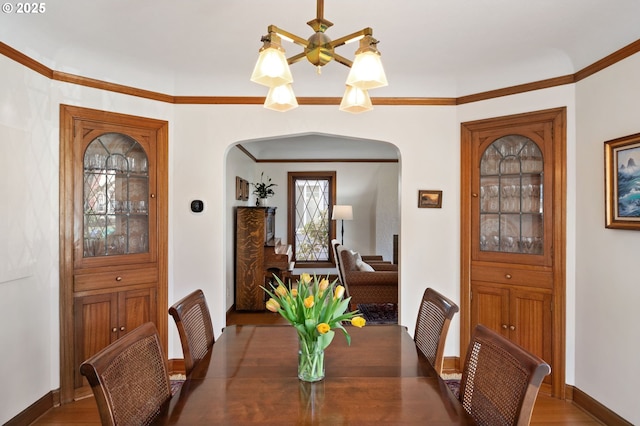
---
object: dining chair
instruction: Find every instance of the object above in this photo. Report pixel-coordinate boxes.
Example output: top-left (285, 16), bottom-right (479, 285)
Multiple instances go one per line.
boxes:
top-left (459, 324), bottom-right (551, 426)
top-left (169, 289), bottom-right (215, 376)
top-left (413, 287), bottom-right (459, 376)
top-left (79, 322), bottom-right (172, 426)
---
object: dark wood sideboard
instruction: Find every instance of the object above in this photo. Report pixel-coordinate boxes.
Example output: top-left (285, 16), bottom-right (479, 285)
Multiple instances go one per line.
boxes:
top-left (235, 207), bottom-right (293, 310)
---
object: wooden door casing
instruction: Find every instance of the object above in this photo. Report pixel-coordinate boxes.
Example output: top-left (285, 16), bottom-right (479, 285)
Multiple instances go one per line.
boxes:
top-left (461, 107), bottom-right (566, 398)
top-left (60, 105), bottom-right (168, 403)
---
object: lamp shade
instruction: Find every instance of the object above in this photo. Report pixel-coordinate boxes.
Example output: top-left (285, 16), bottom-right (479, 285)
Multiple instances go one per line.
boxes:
top-left (339, 85), bottom-right (373, 114)
top-left (345, 50), bottom-right (388, 90)
top-left (264, 84), bottom-right (299, 112)
top-left (332, 205), bottom-right (353, 221)
top-left (250, 46), bottom-right (294, 88)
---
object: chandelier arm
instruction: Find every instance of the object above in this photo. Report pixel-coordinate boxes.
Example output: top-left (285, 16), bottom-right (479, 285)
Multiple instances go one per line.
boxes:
top-left (287, 52), bottom-right (308, 65)
top-left (329, 27), bottom-right (373, 49)
top-left (269, 25), bottom-right (309, 48)
top-left (332, 53), bottom-right (353, 68)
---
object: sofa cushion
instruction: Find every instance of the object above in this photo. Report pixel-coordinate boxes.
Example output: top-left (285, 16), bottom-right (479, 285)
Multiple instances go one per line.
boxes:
top-left (339, 249), bottom-right (359, 272)
top-left (356, 258), bottom-right (375, 272)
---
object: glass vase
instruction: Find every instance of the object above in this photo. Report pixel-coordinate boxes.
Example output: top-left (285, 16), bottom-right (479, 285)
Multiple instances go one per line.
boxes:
top-left (298, 338), bottom-right (325, 382)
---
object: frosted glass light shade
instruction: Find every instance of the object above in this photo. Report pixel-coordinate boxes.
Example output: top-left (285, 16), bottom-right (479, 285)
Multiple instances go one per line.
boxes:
top-left (250, 47), bottom-right (293, 88)
top-left (345, 51), bottom-right (388, 90)
top-left (264, 84), bottom-right (298, 112)
top-left (339, 85), bottom-right (372, 114)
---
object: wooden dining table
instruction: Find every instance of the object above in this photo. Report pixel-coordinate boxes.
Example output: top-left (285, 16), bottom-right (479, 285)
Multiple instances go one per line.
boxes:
top-left (155, 324), bottom-right (475, 424)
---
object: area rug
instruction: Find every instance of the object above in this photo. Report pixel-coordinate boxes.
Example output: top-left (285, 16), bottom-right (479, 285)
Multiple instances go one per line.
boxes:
top-left (170, 374), bottom-right (186, 395)
top-left (357, 303), bottom-right (398, 324)
top-left (441, 373), bottom-right (462, 399)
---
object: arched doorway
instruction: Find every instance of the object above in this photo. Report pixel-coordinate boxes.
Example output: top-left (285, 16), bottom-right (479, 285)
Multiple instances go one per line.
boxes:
top-left (224, 133), bottom-right (401, 315)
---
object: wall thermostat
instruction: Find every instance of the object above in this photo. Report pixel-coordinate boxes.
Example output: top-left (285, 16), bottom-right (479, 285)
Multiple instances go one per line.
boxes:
top-left (190, 200), bottom-right (204, 213)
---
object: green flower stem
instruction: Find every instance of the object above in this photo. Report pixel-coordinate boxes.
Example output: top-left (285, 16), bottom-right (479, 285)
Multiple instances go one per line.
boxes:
top-left (298, 335), bottom-right (324, 382)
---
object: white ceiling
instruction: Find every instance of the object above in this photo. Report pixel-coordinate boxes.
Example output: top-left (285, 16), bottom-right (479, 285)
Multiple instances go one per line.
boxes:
top-left (2, 0), bottom-right (640, 159)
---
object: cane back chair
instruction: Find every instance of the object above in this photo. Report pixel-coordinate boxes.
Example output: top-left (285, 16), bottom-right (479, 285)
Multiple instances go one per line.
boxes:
top-left (169, 289), bottom-right (215, 375)
top-left (80, 322), bottom-right (171, 426)
top-left (413, 287), bottom-right (459, 375)
top-left (459, 324), bottom-right (551, 426)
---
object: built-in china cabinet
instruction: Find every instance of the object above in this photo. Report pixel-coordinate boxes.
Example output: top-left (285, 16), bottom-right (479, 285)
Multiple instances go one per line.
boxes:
top-left (59, 105), bottom-right (168, 403)
top-left (460, 108), bottom-right (566, 398)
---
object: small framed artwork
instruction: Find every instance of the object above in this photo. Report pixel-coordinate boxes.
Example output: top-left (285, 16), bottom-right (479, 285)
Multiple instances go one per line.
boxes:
top-left (418, 190), bottom-right (443, 208)
top-left (242, 179), bottom-right (250, 201)
top-left (605, 133), bottom-right (640, 229)
top-left (236, 177), bottom-right (250, 201)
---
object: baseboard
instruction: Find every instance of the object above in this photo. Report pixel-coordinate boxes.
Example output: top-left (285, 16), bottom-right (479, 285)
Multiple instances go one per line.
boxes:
top-left (169, 358), bottom-right (186, 375)
top-left (442, 356), bottom-right (460, 374)
top-left (571, 386), bottom-right (633, 426)
top-left (4, 390), bottom-right (54, 426)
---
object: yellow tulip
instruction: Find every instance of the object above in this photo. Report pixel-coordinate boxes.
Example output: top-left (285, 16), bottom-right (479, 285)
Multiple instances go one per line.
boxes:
top-left (300, 273), bottom-right (312, 285)
top-left (317, 323), bottom-right (330, 334)
top-left (291, 288), bottom-right (298, 297)
top-left (334, 285), bottom-right (345, 300)
top-left (351, 317), bottom-right (366, 328)
top-left (319, 278), bottom-right (329, 291)
top-left (304, 295), bottom-right (315, 308)
top-left (275, 284), bottom-right (287, 297)
top-left (266, 298), bottom-right (280, 312)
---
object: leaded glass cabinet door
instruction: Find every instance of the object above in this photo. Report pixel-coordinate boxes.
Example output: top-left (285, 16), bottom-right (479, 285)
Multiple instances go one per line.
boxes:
top-left (470, 125), bottom-right (555, 268)
top-left (83, 133), bottom-right (149, 258)
top-left (478, 135), bottom-right (544, 255)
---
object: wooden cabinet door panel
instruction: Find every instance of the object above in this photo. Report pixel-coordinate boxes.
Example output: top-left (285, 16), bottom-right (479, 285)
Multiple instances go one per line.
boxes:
top-left (73, 293), bottom-right (118, 387)
top-left (510, 289), bottom-right (552, 365)
top-left (471, 284), bottom-right (509, 338)
top-left (118, 288), bottom-right (156, 338)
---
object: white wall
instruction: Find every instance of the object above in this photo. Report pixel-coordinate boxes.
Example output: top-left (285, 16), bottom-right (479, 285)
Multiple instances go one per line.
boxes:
top-left (574, 53), bottom-right (640, 424)
top-left (1, 47), bottom-right (639, 424)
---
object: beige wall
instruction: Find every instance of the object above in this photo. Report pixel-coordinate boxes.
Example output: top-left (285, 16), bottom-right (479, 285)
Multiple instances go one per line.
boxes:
top-left (1, 47), bottom-right (639, 424)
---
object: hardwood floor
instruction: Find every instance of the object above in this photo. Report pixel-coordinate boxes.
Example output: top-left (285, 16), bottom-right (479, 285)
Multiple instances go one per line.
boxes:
top-left (30, 310), bottom-right (602, 425)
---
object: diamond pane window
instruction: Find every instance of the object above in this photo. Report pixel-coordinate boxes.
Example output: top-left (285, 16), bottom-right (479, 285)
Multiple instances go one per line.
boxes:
top-left (293, 178), bottom-right (331, 262)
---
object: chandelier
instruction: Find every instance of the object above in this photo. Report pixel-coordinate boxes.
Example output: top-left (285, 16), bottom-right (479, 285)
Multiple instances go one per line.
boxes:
top-left (250, 0), bottom-right (388, 113)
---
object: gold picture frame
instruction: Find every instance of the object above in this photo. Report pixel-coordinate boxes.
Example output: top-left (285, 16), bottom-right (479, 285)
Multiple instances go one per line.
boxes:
top-left (605, 132), bottom-right (640, 229)
top-left (418, 190), bottom-right (442, 208)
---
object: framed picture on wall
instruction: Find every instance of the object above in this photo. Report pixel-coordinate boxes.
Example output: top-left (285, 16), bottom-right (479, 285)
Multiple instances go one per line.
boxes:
top-left (605, 132), bottom-right (640, 229)
top-left (236, 177), bottom-right (250, 201)
top-left (418, 190), bottom-right (442, 208)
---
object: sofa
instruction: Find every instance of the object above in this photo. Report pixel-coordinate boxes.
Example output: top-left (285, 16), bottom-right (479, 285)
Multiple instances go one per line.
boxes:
top-left (335, 244), bottom-right (398, 309)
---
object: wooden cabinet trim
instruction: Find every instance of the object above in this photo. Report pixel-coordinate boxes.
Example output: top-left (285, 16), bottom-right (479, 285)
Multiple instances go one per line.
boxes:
top-left (461, 107), bottom-right (566, 398)
top-left (59, 105), bottom-right (168, 404)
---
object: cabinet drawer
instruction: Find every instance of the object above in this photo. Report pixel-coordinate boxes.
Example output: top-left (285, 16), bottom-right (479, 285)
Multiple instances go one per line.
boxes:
top-left (471, 265), bottom-right (552, 288)
top-left (74, 268), bottom-right (157, 292)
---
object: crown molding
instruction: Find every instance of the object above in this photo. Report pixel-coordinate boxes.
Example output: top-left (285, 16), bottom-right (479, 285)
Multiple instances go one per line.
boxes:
top-left (1, 39), bottom-right (639, 106)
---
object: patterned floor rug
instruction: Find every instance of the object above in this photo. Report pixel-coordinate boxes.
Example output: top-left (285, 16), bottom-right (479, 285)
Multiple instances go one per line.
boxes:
top-left (357, 303), bottom-right (398, 324)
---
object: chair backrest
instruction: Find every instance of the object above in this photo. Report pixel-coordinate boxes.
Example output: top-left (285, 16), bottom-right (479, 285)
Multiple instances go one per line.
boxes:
top-left (459, 324), bottom-right (551, 426)
top-left (80, 322), bottom-right (171, 426)
top-left (413, 287), bottom-right (459, 375)
top-left (169, 289), bottom-right (215, 375)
